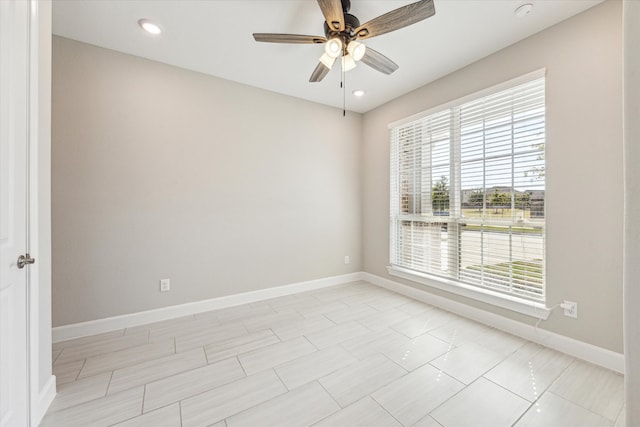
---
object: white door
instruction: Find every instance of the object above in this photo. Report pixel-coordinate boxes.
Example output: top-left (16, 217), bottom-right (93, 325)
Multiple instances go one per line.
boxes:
top-left (0, 1), bottom-right (32, 426)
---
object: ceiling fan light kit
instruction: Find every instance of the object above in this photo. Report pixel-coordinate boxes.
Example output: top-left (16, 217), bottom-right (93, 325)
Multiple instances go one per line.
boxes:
top-left (252, 0), bottom-right (436, 83)
top-left (319, 52), bottom-right (337, 69)
top-left (341, 54), bottom-right (357, 72)
top-left (325, 38), bottom-right (343, 58)
top-left (347, 40), bottom-right (366, 61)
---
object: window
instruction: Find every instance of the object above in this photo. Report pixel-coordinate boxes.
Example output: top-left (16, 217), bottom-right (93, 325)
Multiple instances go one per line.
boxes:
top-left (389, 72), bottom-right (546, 308)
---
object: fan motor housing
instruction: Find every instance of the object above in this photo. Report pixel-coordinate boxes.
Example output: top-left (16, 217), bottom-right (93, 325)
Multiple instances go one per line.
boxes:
top-left (323, 12), bottom-right (361, 42)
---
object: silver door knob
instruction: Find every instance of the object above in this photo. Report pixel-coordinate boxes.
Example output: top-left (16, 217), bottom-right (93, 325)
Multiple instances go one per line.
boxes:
top-left (17, 254), bottom-right (35, 269)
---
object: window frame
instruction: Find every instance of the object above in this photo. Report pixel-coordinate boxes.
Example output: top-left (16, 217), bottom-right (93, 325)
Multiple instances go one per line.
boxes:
top-left (388, 69), bottom-right (549, 319)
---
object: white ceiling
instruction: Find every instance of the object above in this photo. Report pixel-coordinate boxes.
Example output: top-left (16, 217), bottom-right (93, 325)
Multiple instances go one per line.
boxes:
top-left (52, 0), bottom-right (603, 113)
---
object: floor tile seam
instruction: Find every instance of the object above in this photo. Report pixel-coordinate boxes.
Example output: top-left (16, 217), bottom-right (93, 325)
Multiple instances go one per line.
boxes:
top-left (45, 382), bottom-right (143, 419)
top-left (78, 348), bottom-right (180, 379)
top-left (300, 333), bottom-right (321, 351)
top-left (269, 363), bottom-right (291, 390)
top-left (613, 404), bottom-right (626, 425)
top-left (482, 372), bottom-right (548, 407)
top-left (369, 392), bottom-right (410, 426)
top-left (53, 328), bottom-right (127, 352)
top-left (482, 364), bottom-right (556, 404)
top-left (105, 369), bottom-right (115, 397)
top-left (53, 339), bottom-right (145, 364)
top-left (435, 332), bottom-right (505, 356)
top-left (142, 362), bottom-right (252, 415)
top-left (236, 355), bottom-right (249, 377)
top-left (138, 384), bottom-right (145, 420)
top-left (202, 345), bottom-right (211, 364)
top-left (203, 371), bottom-right (289, 426)
top-left (464, 332), bottom-right (526, 357)
top-left (101, 388), bottom-right (146, 427)
top-left (52, 349), bottom-right (62, 365)
top-left (202, 327), bottom-right (282, 351)
top-left (314, 377), bottom-right (348, 409)
top-left (238, 334), bottom-right (315, 360)
top-left (473, 349), bottom-right (510, 380)
top-left (205, 340), bottom-right (285, 364)
top-left (315, 354), bottom-right (404, 404)
top-left (133, 355), bottom-right (249, 408)
top-left (176, 333), bottom-right (256, 353)
top-left (527, 349), bottom-right (579, 394)
top-left (341, 340), bottom-right (408, 364)
top-left (307, 381), bottom-right (356, 425)
top-left (420, 363), bottom-right (481, 418)
top-left (73, 358), bottom-right (88, 382)
top-left (45, 373), bottom-right (113, 415)
top-left (141, 386), bottom-right (213, 418)
top-left (424, 341), bottom-right (459, 372)
top-left (354, 318), bottom-right (382, 333)
top-left (389, 342), bottom-right (452, 371)
top-left (500, 364), bottom-right (608, 426)
top-left (508, 395), bottom-right (537, 427)
top-left (471, 374), bottom-right (541, 425)
top-left (336, 340), bottom-right (361, 360)
top-left (492, 339), bottom-right (527, 358)
top-left (59, 337), bottom-right (171, 367)
top-left (365, 353), bottom-right (409, 386)
top-left (142, 383), bottom-right (149, 413)
top-left (237, 344), bottom-right (319, 377)
top-left (545, 357), bottom-right (577, 394)
top-left (111, 352), bottom-right (213, 395)
top-left (274, 348), bottom-right (361, 390)
top-left (545, 390), bottom-right (620, 422)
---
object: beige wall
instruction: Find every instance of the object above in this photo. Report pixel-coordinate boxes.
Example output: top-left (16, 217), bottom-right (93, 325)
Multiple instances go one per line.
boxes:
top-left (362, 0), bottom-right (623, 352)
top-left (52, 1), bottom-right (624, 354)
top-left (52, 37), bottom-right (362, 326)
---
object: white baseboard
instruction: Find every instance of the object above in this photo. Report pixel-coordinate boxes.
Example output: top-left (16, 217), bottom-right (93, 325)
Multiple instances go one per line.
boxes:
top-left (362, 272), bottom-right (625, 374)
top-left (52, 273), bottom-right (361, 343)
top-left (34, 375), bottom-right (56, 426)
top-left (51, 270), bottom-right (624, 374)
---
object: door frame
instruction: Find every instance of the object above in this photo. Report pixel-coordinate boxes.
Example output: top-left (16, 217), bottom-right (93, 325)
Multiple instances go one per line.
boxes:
top-left (1, 1), bottom-right (54, 426)
top-left (27, 0), bottom-right (56, 424)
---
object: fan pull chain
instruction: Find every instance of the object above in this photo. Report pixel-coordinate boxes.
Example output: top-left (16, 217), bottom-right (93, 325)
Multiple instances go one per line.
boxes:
top-left (342, 61), bottom-right (346, 117)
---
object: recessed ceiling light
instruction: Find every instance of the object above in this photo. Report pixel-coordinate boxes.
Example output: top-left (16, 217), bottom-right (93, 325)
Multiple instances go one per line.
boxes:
top-left (138, 19), bottom-right (162, 35)
top-left (352, 89), bottom-right (365, 97)
top-left (514, 3), bottom-right (533, 18)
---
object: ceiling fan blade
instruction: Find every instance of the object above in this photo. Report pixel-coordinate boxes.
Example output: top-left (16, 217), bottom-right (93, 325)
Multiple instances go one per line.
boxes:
top-left (253, 33), bottom-right (326, 44)
top-left (309, 61), bottom-right (331, 82)
top-left (361, 47), bottom-right (399, 75)
top-left (317, 0), bottom-right (345, 32)
top-left (354, 0), bottom-right (435, 40)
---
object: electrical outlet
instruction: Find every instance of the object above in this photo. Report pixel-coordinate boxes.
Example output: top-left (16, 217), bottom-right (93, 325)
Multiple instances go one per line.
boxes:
top-left (160, 278), bottom-right (171, 292)
top-left (561, 300), bottom-right (578, 318)
top-left (344, 255), bottom-right (350, 265)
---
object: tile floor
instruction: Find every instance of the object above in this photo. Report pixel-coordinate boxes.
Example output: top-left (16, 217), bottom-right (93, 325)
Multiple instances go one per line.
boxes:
top-left (43, 281), bottom-right (625, 427)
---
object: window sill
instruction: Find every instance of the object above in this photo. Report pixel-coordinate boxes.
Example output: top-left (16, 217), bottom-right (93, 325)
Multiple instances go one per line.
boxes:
top-left (387, 265), bottom-right (551, 320)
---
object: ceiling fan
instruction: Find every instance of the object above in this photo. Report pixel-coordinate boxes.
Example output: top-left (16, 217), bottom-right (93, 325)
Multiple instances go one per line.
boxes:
top-left (253, 0), bottom-right (436, 82)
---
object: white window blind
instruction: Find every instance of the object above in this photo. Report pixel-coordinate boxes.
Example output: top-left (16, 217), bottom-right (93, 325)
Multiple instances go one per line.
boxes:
top-left (390, 75), bottom-right (546, 303)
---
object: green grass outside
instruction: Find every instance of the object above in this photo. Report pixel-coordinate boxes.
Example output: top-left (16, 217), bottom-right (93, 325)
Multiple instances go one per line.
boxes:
top-left (462, 208), bottom-right (533, 220)
top-left (461, 224), bottom-right (543, 234)
top-left (465, 259), bottom-right (544, 288)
